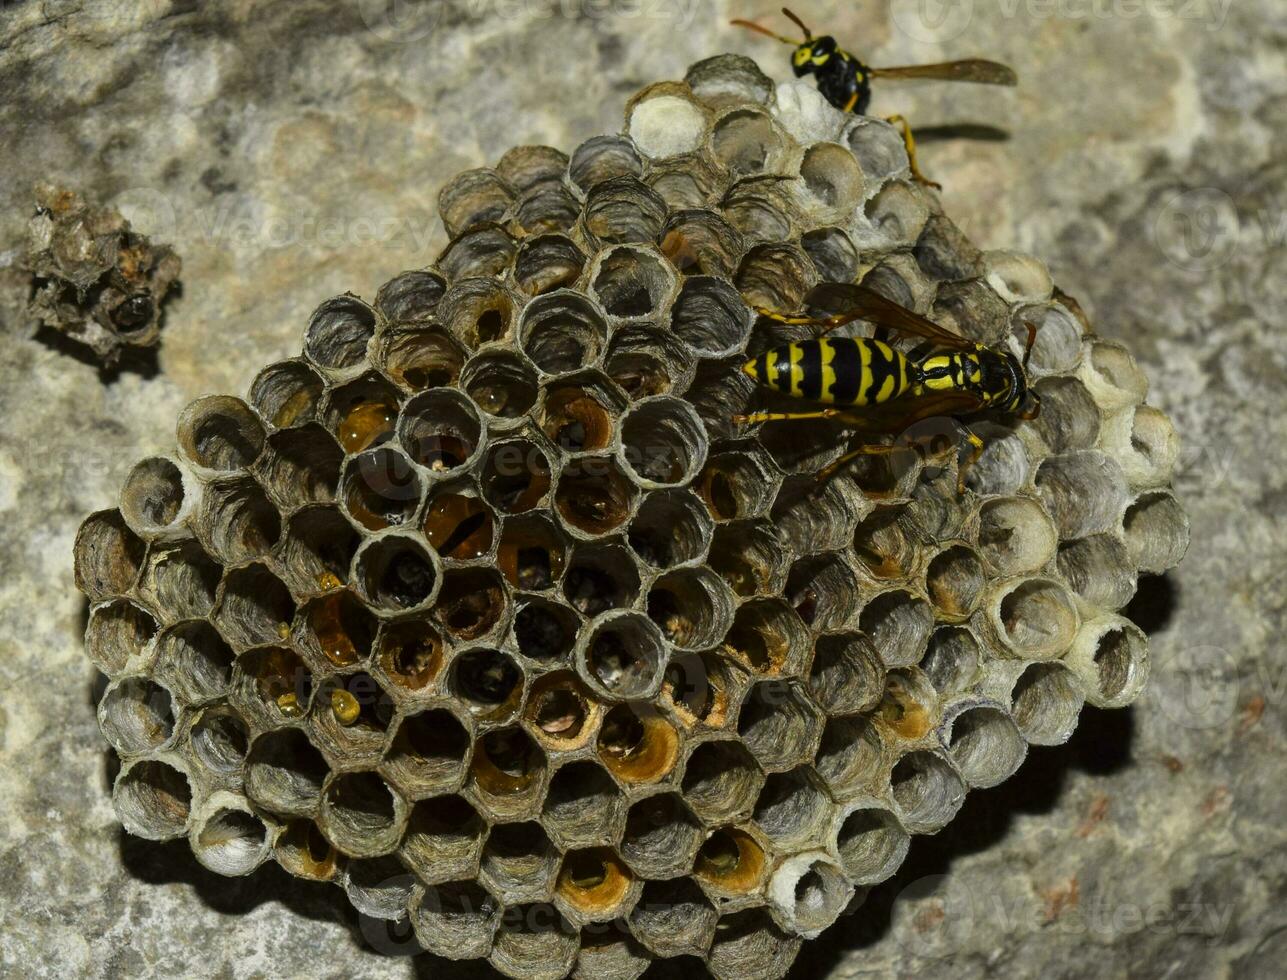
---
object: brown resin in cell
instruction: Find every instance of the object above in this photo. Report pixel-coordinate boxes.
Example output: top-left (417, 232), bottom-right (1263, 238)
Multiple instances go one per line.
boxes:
top-left (694, 827), bottom-right (765, 893)
top-left (423, 494), bottom-right (495, 561)
top-left (597, 705), bottom-right (678, 783)
top-left (526, 672), bottom-right (592, 743)
top-left (482, 442), bottom-right (553, 514)
top-left (277, 820), bottom-right (340, 880)
top-left (497, 517), bottom-right (565, 591)
top-left (541, 388), bottom-right (615, 452)
top-left (662, 652), bottom-right (732, 728)
top-left (377, 620), bottom-right (443, 691)
top-left (343, 449), bottom-right (421, 531)
top-left (558, 848), bottom-right (633, 913)
top-left (878, 673), bottom-right (932, 741)
top-left (337, 399), bottom-right (397, 455)
top-left (555, 459), bottom-right (634, 537)
top-left (307, 591), bottom-right (375, 668)
top-left (244, 647), bottom-right (313, 717)
top-left (853, 507), bottom-right (914, 580)
top-left (472, 728), bottom-right (542, 796)
top-left (434, 569), bottom-right (506, 639)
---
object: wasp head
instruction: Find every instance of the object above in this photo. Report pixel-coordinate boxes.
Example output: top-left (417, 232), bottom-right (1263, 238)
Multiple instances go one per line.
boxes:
top-left (792, 36), bottom-right (837, 76)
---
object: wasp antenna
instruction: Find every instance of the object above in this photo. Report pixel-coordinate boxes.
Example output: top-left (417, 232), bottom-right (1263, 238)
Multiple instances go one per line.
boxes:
top-left (781, 6), bottom-right (813, 39)
top-left (730, 17), bottom-right (801, 45)
top-left (1021, 320), bottom-right (1039, 370)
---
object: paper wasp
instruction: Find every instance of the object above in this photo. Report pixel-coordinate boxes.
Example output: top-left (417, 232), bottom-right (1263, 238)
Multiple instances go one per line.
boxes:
top-left (733, 283), bottom-right (1041, 492)
top-left (730, 7), bottom-right (1017, 188)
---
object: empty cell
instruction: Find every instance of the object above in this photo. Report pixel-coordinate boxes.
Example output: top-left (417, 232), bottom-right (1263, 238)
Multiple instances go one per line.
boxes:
top-left (946, 705), bottom-right (1027, 789)
top-left (73, 509), bottom-right (145, 601)
top-left (398, 389), bottom-right (484, 474)
top-left (437, 166), bottom-right (515, 237)
top-left (436, 225), bottom-right (516, 280)
top-left (919, 626), bottom-right (982, 697)
top-left (976, 496), bottom-right (1058, 577)
top-left (400, 794), bottom-right (486, 883)
top-left (462, 349), bottom-right (539, 424)
top-left (579, 612), bottom-right (668, 701)
top-left (384, 708), bottom-right (471, 798)
top-left (752, 767), bottom-right (830, 849)
top-left (113, 758), bottom-right (192, 841)
top-left (808, 632), bottom-right (885, 715)
top-left (374, 269), bottom-right (447, 324)
top-left (661, 212), bottom-right (744, 280)
top-left (141, 541), bottom-right (220, 622)
top-left (768, 853), bottom-right (852, 938)
top-left (232, 646), bottom-right (313, 726)
top-left (814, 716), bottom-right (885, 799)
top-left (345, 854), bottom-right (417, 920)
top-left (925, 544), bottom-right (986, 621)
top-left (199, 476), bottom-right (280, 564)
top-left (787, 553), bottom-right (861, 631)
top-left (354, 536), bottom-right (439, 611)
top-left (543, 762), bottom-right (625, 848)
top-left (321, 771), bottom-right (404, 857)
top-left (452, 648), bottom-right (523, 721)
top-left (481, 438), bottom-right (553, 515)
top-left (629, 878), bottom-right (718, 958)
top-left (244, 728), bottom-right (329, 817)
top-left (554, 457), bottom-right (638, 538)
top-left (620, 397), bottom-right (707, 488)
top-left (214, 563), bottom-right (296, 650)
top-left (190, 705), bottom-right (249, 773)
top-left (582, 176), bottom-right (667, 247)
top-left (375, 619), bottom-right (444, 693)
top-left (721, 598), bottom-right (809, 677)
top-left (519, 291), bottom-right (609, 375)
top-left (681, 739), bottom-right (764, 823)
top-left (1011, 662), bottom-right (1086, 745)
top-left (514, 234), bottom-right (586, 296)
top-left (859, 590), bottom-right (933, 668)
top-left (834, 806), bottom-right (908, 885)
top-left (889, 750), bottom-right (966, 833)
top-left (512, 598), bottom-right (578, 662)
top-left (99, 676), bottom-right (176, 755)
top-left (412, 879), bottom-right (501, 960)
top-left (993, 577), bottom-right (1080, 659)
top-left (303, 295), bottom-right (376, 370)
top-left (257, 425), bottom-right (344, 508)
top-left (620, 793), bottom-right (701, 879)
top-left (590, 245), bottom-right (674, 318)
top-left (480, 820), bottom-right (560, 903)
top-left (707, 521), bottom-right (785, 598)
top-left (737, 681), bottom-right (822, 772)
top-left (85, 598), bottom-right (157, 676)
top-left (490, 902), bottom-right (579, 979)
top-left (177, 395), bottom-right (266, 474)
top-left (1123, 491), bottom-right (1189, 574)
top-left (192, 800), bottom-right (269, 876)
top-left (627, 489), bottom-right (712, 570)
top-left (120, 457), bottom-right (189, 537)
top-left (249, 360), bottom-right (325, 429)
top-left (569, 135), bottom-right (645, 194)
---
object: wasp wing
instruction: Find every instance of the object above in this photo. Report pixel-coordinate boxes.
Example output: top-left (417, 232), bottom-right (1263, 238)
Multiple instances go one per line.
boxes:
top-left (804, 282), bottom-right (975, 352)
top-left (837, 388), bottom-right (987, 433)
top-left (869, 60), bottom-right (1017, 86)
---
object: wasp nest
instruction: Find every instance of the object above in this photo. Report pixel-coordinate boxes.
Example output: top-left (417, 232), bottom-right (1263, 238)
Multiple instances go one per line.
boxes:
top-left (76, 55), bottom-right (1188, 979)
top-left (25, 182), bottom-right (181, 362)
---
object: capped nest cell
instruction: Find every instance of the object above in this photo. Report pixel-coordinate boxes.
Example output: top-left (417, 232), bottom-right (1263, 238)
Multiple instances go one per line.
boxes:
top-left (76, 53), bottom-right (1187, 979)
top-left (24, 182), bottom-right (181, 362)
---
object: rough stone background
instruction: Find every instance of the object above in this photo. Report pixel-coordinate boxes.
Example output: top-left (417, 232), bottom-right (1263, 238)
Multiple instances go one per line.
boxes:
top-left (0, 0), bottom-right (1282, 977)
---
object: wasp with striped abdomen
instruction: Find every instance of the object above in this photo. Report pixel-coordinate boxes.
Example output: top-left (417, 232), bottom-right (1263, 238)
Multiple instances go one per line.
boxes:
top-left (734, 283), bottom-right (1041, 492)
top-left (730, 7), bottom-right (1017, 188)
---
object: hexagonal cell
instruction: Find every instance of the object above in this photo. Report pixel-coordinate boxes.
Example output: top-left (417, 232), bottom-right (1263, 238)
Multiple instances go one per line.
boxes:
top-left (345, 854), bottom-right (417, 920)
top-left (514, 234), bottom-right (586, 296)
top-left (753, 767), bottom-right (831, 850)
top-left (721, 176), bottom-right (796, 243)
top-left (398, 388), bottom-right (485, 475)
top-left (685, 52), bottom-right (774, 108)
top-left (834, 805), bottom-right (909, 885)
top-left (720, 598), bottom-right (810, 678)
top-left (139, 540), bottom-right (221, 622)
top-left (582, 175), bottom-right (667, 247)
top-left (153, 620), bottom-right (233, 706)
top-left (256, 425), bottom-right (344, 509)
top-left (400, 794), bottom-right (487, 884)
top-left (1035, 451), bottom-right (1129, 540)
top-left (577, 612), bottom-right (668, 702)
top-left (706, 909), bottom-right (800, 980)
top-left (437, 166), bottom-right (515, 237)
top-left (708, 107), bottom-right (787, 177)
top-left (319, 770), bottom-right (406, 857)
top-left (341, 446), bottom-right (423, 532)
top-left (274, 819), bottom-right (342, 882)
top-left (554, 456), bottom-right (639, 539)
top-left (574, 923), bottom-right (650, 980)
top-left (244, 728), bottom-right (329, 817)
top-left (589, 245), bottom-right (675, 319)
top-left (353, 535), bottom-right (440, 612)
top-left (376, 324), bottom-right (468, 393)
top-left (231, 645), bottom-right (313, 727)
top-left (1032, 376), bottom-right (1101, 454)
top-left (311, 671), bottom-right (395, 764)
top-left (299, 589), bottom-right (377, 669)
top-left (618, 396), bottom-right (707, 489)
top-left (597, 704), bottom-right (680, 785)
top-left (437, 225), bottom-right (516, 281)
top-left (625, 81), bottom-right (708, 158)
top-left (374, 268), bottom-right (447, 325)
top-left (480, 821), bottom-right (560, 904)
top-left (433, 567), bottom-right (508, 641)
top-left (604, 324), bottom-right (694, 400)
top-left (374, 618), bottom-right (444, 695)
top-left (648, 568), bottom-right (736, 651)
top-left (249, 359), bottom-right (325, 429)
top-left (469, 726), bottom-right (547, 820)
top-left (681, 739), bottom-right (765, 824)
top-left (660, 212), bottom-right (743, 279)
top-left (889, 750), bottom-right (967, 834)
top-left (620, 792), bottom-right (701, 879)
top-left (1011, 661), bottom-right (1086, 746)
top-left (190, 795), bottom-right (270, 876)
top-left (439, 276), bottom-right (518, 348)
top-left (73, 509), bottom-right (145, 602)
top-left (119, 456), bottom-right (192, 539)
top-left (629, 877), bottom-right (718, 958)
top-left (519, 290), bottom-right (609, 375)
top-left (876, 669), bottom-right (937, 743)
top-left (707, 521), bottom-right (786, 598)
top-left (925, 544), bottom-right (986, 622)
top-left (411, 879), bottom-right (501, 960)
top-left (786, 553), bottom-right (861, 631)
top-left (383, 707), bottom-right (471, 799)
top-left (944, 704), bottom-right (1027, 789)
top-left (497, 514), bottom-right (566, 592)
top-left (768, 852), bottom-right (852, 938)
top-left (113, 757), bottom-right (193, 841)
top-left (539, 377), bottom-right (622, 453)
top-left (563, 543), bottom-right (640, 617)
top-left (919, 626), bottom-right (983, 697)
top-left (556, 848), bottom-right (638, 923)
top-left (513, 178), bottom-right (581, 236)
top-left (481, 437), bottom-right (554, 515)
top-left (324, 374), bottom-right (400, 456)
top-left (802, 226), bottom-right (859, 284)
top-left (98, 675), bottom-right (177, 755)
top-left (1057, 533), bottom-right (1137, 612)
top-left (815, 715), bottom-right (886, 800)
top-left (451, 648), bottom-right (524, 725)
top-left (737, 681), bottom-right (823, 773)
top-left (626, 489), bottom-right (712, 571)
top-left (490, 902), bottom-right (579, 979)
top-left (975, 495), bottom-right (1058, 577)
top-left (1123, 490), bottom-right (1189, 573)
top-left (85, 598), bottom-right (158, 677)
top-left (189, 704), bottom-right (250, 775)
top-left (461, 349), bottom-right (540, 426)
top-left (769, 476), bottom-right (860, 554)
top-left (176, 395), bottom-right (266, 475)
top-left (858, 589), bottom-right (933, 669)
top-left (808, 631), bottom-right (885, 716)
top-left (512, 597), bottom-right (579, 663)
top-left (542, 761), bottom-right (626, 849)
top-left (277, 508), bottom-right (357, 599)
top-left (735, 241), bottom-right (814, 313)
top-left (568, 135), bottom-right (644, 194)
top-left (1066, 618), bottom-right (1150, 709)
top-left (214, 563), bottom-right (296, 650)
top-left (303, 294), bottom-right (376, 372)
top-left (693, 825), bottom-right (767, 895)
top-left (990, 577), bottom-right (1080, 660)
top-left (662, 651), bottom-right (744, 731)
top-left (684, 355), bottom-right (758, 441)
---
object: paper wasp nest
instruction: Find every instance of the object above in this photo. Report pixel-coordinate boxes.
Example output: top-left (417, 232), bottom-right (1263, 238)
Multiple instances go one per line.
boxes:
top-left (75, 55), bottom-right (1188, 979)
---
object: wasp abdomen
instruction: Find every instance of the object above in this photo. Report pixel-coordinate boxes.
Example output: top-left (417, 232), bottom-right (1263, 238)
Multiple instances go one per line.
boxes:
top-left (744, 338), bottom-right (914, 406)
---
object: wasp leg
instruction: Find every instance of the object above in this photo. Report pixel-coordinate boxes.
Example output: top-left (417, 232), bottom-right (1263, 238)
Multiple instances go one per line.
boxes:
top-left (733, 408), bottom-right (844, 425)
top-left (953, 427), bottom-right (986, 493)
top-left (749, 305), bottom-right (865, 335)
top-left (816, 443), bottom-right (911, 484)
top-left (842, 92), bottom-right (860, 113)
top-left (884, 114), bottom-right (942, 191)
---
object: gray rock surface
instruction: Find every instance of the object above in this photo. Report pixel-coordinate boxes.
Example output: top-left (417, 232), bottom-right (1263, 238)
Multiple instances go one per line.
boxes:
top-left (0, 1), bottom-right (1281, 977)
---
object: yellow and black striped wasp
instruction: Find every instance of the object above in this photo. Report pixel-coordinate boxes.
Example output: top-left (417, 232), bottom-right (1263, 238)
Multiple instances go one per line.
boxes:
top-left (733, 283), bottom-right (1041, 492)
top-left (730, 7), bottom-right (1017, 188)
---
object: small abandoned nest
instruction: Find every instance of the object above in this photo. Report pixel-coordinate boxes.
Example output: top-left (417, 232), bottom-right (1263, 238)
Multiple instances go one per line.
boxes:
top-left (74, 54), bottom-right (1187, 979)
top-left (25, 182), bottom-right (181, 362)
